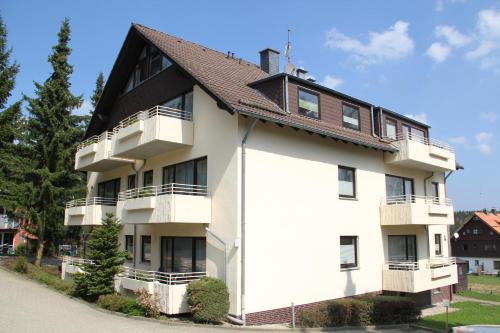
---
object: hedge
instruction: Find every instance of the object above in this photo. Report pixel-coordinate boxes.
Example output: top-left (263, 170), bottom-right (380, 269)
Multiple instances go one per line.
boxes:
top-left (299, 296), bottom-right (420, 328)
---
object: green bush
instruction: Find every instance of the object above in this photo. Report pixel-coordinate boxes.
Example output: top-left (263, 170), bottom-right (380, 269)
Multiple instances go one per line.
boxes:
top-left (364, 296), bottom-right (420, 324)
top-left (299, 296), bottom-right (419, 328)
top-left (187, 277), bottom-right (229, 323)
top-left (298, 304), bottom-right (329, 328)
top-left (14, 244), bottom-right (27, 256)
top-left (13, 256), bottom-right (28, 273)
top-left (97, 293), bottom-right (144, 316)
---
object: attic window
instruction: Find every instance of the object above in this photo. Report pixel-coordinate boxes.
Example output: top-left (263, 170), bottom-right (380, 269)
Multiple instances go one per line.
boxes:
top-left (124, 45), bottom-right (173, 94)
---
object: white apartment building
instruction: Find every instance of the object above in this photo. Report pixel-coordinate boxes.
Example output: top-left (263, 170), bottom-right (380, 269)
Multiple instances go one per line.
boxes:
top-left (63, 23), bottom-right (459, 325)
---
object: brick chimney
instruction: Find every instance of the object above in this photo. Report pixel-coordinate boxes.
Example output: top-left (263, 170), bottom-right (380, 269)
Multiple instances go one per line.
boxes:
top-left (259, 48), bottom-right (280, 75)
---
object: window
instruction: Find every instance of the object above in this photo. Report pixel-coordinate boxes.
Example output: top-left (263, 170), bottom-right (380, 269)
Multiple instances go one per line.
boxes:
top-left (338, 166), bottom-right (356, 198)
top-left (162, 157), bottom-right (207, 189)
top-left (123, 45), bottom-right (173, 93)
top-left (385, 175), bottom-right (414, 203)
top-left (340, 236), bottom-right (358, 269)
top-left (388, 235), bottom-right (417, 261)
top-left (386, 119), bottom-right (397, 140)
top-left (412, 128), bottom-right (425, 139)
top-left (484, 244), bottom-right (497, 252)
top-left (474, 260), bottom-right (479, 265)
top-left (298, 89), bottom-right (319, 119)
top-left (141, 236), bottom-right (151, 263)
top-left (431, 182), bottom-right (439, 203)
top-left (402, 125), bottom-right (410, 138)
top-left (342, 104), bottom-right (360, 130)
top-left (160, 237), bottom-right (206, 272)
top-left (473, 228), bottom-right (482, 235)
top-left (125, 235), bottom-right (134, 260)
top-left (127, 175), bottom-right (136, 190)
top-left (463, 244), bottom-right (468, 251)
top-left (97, 178), bottom-right (121, 199)
top-left (494, 261), bottom-right (500, 270)
top-left (435, 234), bottom-right (442, 256)
top-left (162, 91), bottom-right (193, 114)
top-left (143, 170), bottom-right (153, 187)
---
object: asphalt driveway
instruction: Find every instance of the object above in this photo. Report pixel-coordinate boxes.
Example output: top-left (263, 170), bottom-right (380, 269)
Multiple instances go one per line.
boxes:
top-left (0, 267), bottom-right (427, 333)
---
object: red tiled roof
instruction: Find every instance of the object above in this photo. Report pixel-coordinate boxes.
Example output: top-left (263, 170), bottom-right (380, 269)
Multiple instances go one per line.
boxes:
top-left (474, 212), bottom-right (500, 234)
top-left (133, 24), bottom-right (395, 152)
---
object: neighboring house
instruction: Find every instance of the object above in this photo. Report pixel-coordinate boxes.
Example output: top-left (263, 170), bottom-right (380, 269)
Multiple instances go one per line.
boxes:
top-left (0, 212), bottom-right (36, 254)
top-left (63, 23), bottom-right (459, 325)
top-left (451, 211), bottom-right (500, 275)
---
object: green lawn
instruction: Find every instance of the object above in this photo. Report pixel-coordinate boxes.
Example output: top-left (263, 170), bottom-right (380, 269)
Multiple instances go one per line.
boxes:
top-left (469, 274), bottom-right (500, 286)
top-left (459, 290), bottom-right (500, 303)
top-left (417, 302), bottom-right (500, 331)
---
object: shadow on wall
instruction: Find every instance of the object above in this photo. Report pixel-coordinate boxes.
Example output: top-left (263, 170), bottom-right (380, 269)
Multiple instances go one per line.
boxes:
top-left (344, 268), bottom-right (356, 297)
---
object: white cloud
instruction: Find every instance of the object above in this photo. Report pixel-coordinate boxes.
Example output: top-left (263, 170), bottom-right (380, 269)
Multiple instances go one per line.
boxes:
top-left (324, 21), bottom-right (414, 66)
top-left (321, 74), bottom-right (344, 89)
top-left (475, 132), bottom-right (493, 154)
top-left (404, 113), bottom-right (428, 124)
top-left (465, 9), bottom-right (500, 70)
top-left (426, 42), bottom-right (452, 63)
top-left (480, 112), bottom-right (498, 122)
top-left (435, 0), bottom-right (467, 12)
top-left (435, 25), bottom-right (471, 47)
top-left (74, 100), bottom-right (92, 116)
top-left (448, 136), bottom-right (468, 144)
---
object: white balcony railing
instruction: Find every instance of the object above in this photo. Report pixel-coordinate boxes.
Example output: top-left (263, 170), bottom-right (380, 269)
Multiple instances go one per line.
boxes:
top-left (386, 257), bottom-right (456, 271)
top-left (118, 183), bottom-right (208, 201)
top-left (62, 256), bottom-right (95, 266)
top-left (384, 195), bottom-right (453, 206)
top-left (113, 106), bottom-right (192, 135)
top-left (120, 266), bottom-right (206, 285)
top-left (77, 131), bottom-right (113, 151)
top-left (66, 197), bottom-right (118, 208)
top-left (0, 215), bottom-right (18, 229)
top-left (386, 133), bottom-right (454, 153)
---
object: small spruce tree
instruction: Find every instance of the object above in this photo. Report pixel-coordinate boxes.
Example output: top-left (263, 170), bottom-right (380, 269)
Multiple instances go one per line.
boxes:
top-left (73, 213), bottom-right (127, 301)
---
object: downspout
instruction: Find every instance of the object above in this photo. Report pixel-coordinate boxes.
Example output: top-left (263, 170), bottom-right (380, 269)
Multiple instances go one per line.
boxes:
top-left (423, 172), bottom-right (434, 260)
top-left (240, 117), bottom-right (258, 325)
top-left (284, 75), bottom-right (290, 114)
top-left (131, 160), bottom-right (146, 268)
top-left (380, 108), bottom-right (385, 138)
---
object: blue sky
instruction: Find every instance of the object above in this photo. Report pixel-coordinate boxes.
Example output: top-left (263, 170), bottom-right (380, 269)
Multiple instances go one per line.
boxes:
top-left (1, 0), bottom-right (499, 210)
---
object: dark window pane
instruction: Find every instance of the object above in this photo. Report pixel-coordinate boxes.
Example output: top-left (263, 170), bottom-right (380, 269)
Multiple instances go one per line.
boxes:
top-left (162, 56), bottom-right (172, 69)
top-left (175, 161), bottom-right (194, 185)
top-left (196, 158), bottom-right (207, 187)
top-left (338, 167), bottom-right (355, 197)
top-left (161, 237), bottom-right (173, 272)
top-left (184, 91), bottom-right (193, 114)
top-left (163, 166), bottom-right (175, 185)
top-left (195, 238), bottom-right (206, 272)
top-left (342, 105), bottom-right (360, 130)
top-left (141, 236), bottom-right (151, 262)
top-left (298, 89), bottom-right (319, 118)
top-left (163, 95), bottom-right (183, 110)
top-left (143, 170), bottom-right (153, 187)
top-left (386, 120), bottom-right (397, 139)
top-left (127, 175), bottom-right (136, 190)
top-left (173, 238), bottom-right (193, 273)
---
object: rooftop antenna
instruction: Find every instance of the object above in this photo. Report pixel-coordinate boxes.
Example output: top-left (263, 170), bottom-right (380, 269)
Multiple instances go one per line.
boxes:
top-left (284, 28), bottom-right (292, 64)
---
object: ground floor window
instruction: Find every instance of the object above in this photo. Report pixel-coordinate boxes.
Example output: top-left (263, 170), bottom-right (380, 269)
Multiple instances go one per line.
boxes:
top-left (494, 261), bottom-right (500, 270)
top-left (125, 235), bottom-right (134, 260)
top-left (388, 235), bottom-right (417, 261)
top-left (340, 236), bottom-right (358, 269)
top-left (434, 234), bottom-right (442, 256)
top-left (160, 237), bottom-right (206, 273)
top-left (141, 236), bottom-right (151, 263)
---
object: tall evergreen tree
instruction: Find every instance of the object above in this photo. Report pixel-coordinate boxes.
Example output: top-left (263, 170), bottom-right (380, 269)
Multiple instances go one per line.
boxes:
top-left (82, 71), bottom-right (104, 129)
top-left (0, 15), bottom-right (24, 214)
top-left (24, 18), bottom-right (86, 266)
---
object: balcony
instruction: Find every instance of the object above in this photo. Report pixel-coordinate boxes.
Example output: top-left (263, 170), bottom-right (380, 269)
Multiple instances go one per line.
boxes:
top-left (64, 197), bottom-right (117, 226)
top-left (383, 257), bottom-right (458, 293)
top-left (75, 131), bottom-right (133, 172)
top-left (384, 134), bottom-right (456, 172)
top-left (380, 195), bottom-right (454, 226)
top-left (0, 214), bottom-right (18, 229)
top-left (111, 106), bottom-right (193, 160)
top-left (116, 183), bottom-right (211, 224)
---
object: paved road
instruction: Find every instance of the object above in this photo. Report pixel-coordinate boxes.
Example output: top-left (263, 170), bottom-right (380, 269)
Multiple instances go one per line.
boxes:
top-left (0, 268), bottom-right (426, 333)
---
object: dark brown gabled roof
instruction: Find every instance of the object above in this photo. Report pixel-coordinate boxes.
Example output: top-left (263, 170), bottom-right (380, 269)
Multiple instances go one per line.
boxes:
top-left (125, 24), bottom-right (396, 152)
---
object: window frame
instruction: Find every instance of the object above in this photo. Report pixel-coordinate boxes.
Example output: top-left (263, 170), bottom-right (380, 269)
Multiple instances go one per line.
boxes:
top-left (342, 103), bottom-right (361, 131)
top-left (160, 236), bottom-right (206, 273)
top-left (127, 174), bottom-right (136, 190)
top-left (162, 156), bottom-right (207, 187)
top-left (160, 89), bottom-right (194, 113)
top-left (125, 235), bottom-right (134, 261)
top-left (340, 236), bottom-right (359, 270)
top-left (385, 174), bottom-right (415, 203)
top-left (388, 235), bottom-right (418, 261)
top-left (141, 235), bottom-right (151, 263)
top-left (434, 234), bottom-right (442, 256)
top-left (338, 166), bottom-right (356, 199)
top-left (97, 178), bottom-right (121, 199)
top-left (385, 118), bottom-right (397, 140)
top-left (494, 261), bottom-right (500, 270)
top-left (143, 170), bottom-right (154, 187)
top-left (297, 87), bottom-right (320, 119)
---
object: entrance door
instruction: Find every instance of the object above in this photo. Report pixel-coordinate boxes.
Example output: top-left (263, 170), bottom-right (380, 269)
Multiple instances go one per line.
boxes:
top-left (388, 235), bottom-right (417, 261)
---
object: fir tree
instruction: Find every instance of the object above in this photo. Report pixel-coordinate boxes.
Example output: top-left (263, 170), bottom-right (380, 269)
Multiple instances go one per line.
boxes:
top-left (23, 18), bottom-right (86, 266)
top-left (73, 213), bottom-right (127, 301)
top-left (0, 15), bottom-right (24, 214)
top-left (91, 71), bottom-right (104, 109)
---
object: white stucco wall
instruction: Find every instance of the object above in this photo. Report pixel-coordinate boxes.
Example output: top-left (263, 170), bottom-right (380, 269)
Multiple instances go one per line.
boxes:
top-left (460, 257), bottom-right (500, 274)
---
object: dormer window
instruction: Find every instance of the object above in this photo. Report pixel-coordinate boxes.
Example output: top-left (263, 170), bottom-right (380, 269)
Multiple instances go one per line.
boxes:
top-left (124, 45), bottom-right (173, 94)
top-left (298, 88), bottom-right (320, 119)
top-left (342, 104), bottom-right (360, 131)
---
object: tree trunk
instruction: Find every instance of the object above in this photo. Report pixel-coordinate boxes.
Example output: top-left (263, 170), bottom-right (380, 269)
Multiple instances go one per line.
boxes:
top-left (34, 228), bottom-right (44, 267)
